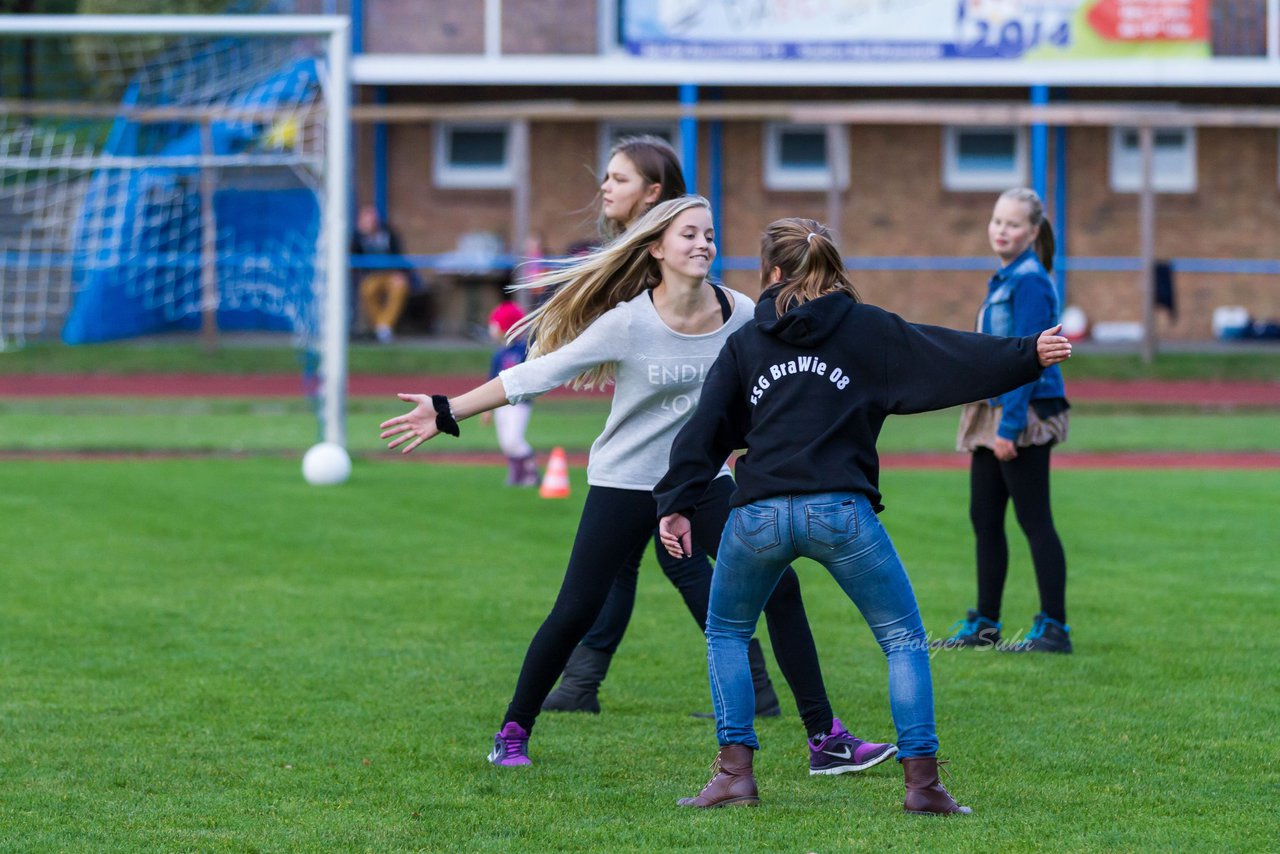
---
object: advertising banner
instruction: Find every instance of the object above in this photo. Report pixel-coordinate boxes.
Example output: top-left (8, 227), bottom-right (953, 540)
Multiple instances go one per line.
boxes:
top-left (622, 0), bottom-right (1212, 61)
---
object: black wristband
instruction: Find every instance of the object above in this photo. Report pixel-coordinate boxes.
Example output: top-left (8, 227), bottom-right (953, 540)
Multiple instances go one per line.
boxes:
top-left (431, 394), bottom-right (460, 437)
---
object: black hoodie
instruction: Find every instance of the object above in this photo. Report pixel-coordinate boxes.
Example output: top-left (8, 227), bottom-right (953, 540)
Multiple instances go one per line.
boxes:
top-left (655, 288), bottom-right (1045, 518)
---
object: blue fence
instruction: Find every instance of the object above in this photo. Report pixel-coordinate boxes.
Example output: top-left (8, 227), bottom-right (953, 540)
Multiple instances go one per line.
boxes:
top-left (350, 254), bottom-right (1280, 277)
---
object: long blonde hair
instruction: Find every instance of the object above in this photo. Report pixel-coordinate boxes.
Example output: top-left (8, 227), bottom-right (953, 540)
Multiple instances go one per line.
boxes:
top-left (511, 195), bottom-right (712, 390)
top-left (761, 218), bottom-right (862, 314)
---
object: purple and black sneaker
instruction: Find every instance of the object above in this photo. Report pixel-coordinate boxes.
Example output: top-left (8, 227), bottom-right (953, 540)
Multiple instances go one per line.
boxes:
top-left (808, 718), bottom-right (897, 776)
top-left (488, 721), bottom-right (532, 767)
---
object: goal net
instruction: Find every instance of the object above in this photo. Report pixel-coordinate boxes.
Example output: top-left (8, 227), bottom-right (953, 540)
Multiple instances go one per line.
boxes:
top-left (0, 14), bottom-right (350, 446)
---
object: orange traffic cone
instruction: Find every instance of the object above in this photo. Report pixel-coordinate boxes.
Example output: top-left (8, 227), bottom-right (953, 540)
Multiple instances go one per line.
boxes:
top-left (539, 446), bottom-right (571, 499)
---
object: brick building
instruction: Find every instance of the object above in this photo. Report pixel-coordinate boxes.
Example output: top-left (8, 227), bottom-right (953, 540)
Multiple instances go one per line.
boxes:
top-left (342, 0), bottom-right (1280, 340)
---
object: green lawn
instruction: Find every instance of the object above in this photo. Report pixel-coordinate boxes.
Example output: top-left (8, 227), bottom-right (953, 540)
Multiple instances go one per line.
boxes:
top-left (0, 396), bottom-right (1276, 454)
top-left (0, 460), bottom-right (1275, 851)
top-left (0, 340), bottom-right (495, 376)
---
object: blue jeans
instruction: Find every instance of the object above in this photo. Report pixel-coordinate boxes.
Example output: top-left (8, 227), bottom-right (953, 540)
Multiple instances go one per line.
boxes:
top-left (706, 492), bottom-right (938, 758)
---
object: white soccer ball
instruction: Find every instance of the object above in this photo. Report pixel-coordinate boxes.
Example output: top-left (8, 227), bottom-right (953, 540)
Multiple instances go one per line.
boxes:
top-left (302, 442), bottom-right (352, 486)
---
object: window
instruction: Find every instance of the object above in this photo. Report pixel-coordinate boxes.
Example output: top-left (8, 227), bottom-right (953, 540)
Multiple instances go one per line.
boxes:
top-left (1109, 126), bottom-right (1196, 193)
top-left (434, 123), bottom-right (514, 189)
top-left (943, 126), bottom-right (1028, 191)
top-left (763, 123), bottom-right (849, 191)
top-left (598, 122), bottom-right (682, 176)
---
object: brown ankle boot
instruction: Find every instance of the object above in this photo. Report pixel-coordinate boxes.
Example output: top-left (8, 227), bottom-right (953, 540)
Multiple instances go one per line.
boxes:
top-left (677, 744), bottom-right (760, 808)
top-left (902, 757), bottom-right (972, 815)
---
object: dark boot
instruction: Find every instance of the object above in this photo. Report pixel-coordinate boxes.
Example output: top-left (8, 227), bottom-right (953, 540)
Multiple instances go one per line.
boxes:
top-left (902, 757), bottom-right (972, 816)
top-left (747, 638), bottom-right (781, 718)
top-left (516, 453), bottom-right (540, 487)
top-left (1003, 613), bottom-right (1072, 653)
top-left (504, 456), bottom-right (523, 486)
top-left (677, 744), bottom-right (760, 808)
top-left (541, 646), bottom-right (611, 713)
top-left (932, 609), bottom-right (1002, 649)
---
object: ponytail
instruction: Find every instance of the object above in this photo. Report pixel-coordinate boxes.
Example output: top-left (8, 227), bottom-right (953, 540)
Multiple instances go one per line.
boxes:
top-left (1035, 218), bottom-right (1056, 274)
top-left (760, 218), bottom-right (862, 314)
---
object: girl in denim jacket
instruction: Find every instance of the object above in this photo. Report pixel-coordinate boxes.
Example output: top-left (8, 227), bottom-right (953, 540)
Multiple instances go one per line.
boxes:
top-left (944, 188), bottom-right (1073, 654)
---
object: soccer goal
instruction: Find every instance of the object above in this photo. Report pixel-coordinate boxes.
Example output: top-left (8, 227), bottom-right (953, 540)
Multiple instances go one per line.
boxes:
top-left (0, 14), bottom-right (351, 449)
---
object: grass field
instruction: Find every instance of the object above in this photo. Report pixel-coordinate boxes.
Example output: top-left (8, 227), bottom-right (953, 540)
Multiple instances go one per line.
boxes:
top-left (1, 340), bottom-right (1275, 850)
top-left (1, 396), bottom-right (1278, 455)
top-left (1, 458), bottom-right (1276, 851)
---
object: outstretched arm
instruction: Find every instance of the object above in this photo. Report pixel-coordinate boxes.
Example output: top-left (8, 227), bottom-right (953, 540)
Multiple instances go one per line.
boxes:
top-left (878, 308), bottom-right (1050, 416)
top-left (379, 377), bottom-right (509, 454)
top-left (380, 305), bottom-right (631, 454)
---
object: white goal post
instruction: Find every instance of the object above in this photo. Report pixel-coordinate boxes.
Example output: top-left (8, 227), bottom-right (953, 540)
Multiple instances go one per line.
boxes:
top-left (0, 14), bottom-right (351, 451)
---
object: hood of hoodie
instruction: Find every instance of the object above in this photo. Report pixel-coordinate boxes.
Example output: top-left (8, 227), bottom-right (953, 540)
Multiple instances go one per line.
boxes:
top-left (755, 287), bottom-right (856, 348)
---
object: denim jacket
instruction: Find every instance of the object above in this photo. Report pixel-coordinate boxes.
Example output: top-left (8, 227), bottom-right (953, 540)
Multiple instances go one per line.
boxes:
top-left (978, 247), bottom-right (1066, 440)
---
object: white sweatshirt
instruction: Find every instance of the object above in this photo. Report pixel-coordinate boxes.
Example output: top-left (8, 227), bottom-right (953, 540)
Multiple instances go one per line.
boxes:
top-left (500, 288), bottom-right (752, 490)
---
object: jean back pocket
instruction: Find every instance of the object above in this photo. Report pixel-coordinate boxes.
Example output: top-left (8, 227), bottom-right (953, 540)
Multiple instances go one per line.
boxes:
top-left (733, 505), bottom-right (781, 553)
top-left (805, 500), bottom-right (859, 550)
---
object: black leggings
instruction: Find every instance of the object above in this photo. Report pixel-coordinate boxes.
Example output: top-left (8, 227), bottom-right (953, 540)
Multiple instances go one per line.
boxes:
top-left (579, 532), bottom-right (712, 654)
top-left (969, 444), bottom-right (1067, 624)
top-left (504, 476), bottom-right (832, 737)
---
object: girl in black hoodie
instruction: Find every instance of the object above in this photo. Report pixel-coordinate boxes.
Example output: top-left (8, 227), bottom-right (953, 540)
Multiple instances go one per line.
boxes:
top-left (655, 218), bottom-right (1071, 814)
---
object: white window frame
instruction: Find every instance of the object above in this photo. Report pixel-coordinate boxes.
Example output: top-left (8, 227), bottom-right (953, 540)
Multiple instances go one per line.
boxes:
top-left (942, 126), bottom-right (1029, 192)
top-left (433, 122), bottom-right (515, 189)
top-left (597, 121), bottom-right (683, 177)
top-left (1109, 126), bottom-right (1197, 193)
top-left (763, 123), bottom-right (849, 192)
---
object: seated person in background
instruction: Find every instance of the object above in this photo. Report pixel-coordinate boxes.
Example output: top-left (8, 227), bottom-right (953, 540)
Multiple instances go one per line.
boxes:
top-left (352, 204), bottom-right (410, 343)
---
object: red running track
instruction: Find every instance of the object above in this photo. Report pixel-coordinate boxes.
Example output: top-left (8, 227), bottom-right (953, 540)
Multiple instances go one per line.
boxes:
top-left (1, 374), bottom-right (1276, 469)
